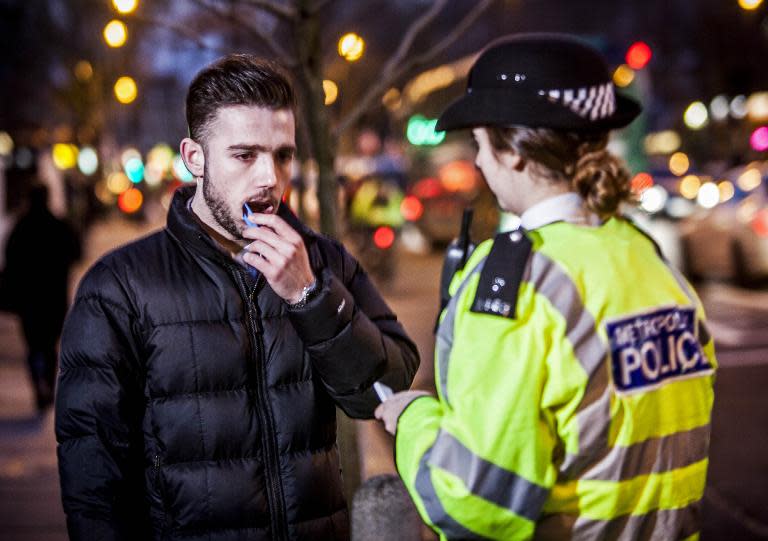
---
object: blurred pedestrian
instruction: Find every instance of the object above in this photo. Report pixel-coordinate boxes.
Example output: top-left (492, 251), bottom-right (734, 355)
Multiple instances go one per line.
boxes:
top-left (3, 183), bottom-right (80, 412)
top-left (350, 474), bottom-right (422, 541)
top-left (55, 54), bottom-right (419, 540)
top-left (376, 34), bottom-right (717, 540)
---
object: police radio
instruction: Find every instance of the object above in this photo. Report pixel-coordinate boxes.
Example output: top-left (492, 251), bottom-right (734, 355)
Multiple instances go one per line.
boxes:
top-left (435, 208), bottom-right (476, 332)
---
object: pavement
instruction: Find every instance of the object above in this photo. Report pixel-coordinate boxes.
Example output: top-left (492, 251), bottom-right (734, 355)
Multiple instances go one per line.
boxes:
top-left (1, 214), bottom-right (768, 540)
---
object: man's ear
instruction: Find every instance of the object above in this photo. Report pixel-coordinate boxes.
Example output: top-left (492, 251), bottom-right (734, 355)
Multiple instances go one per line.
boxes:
top-left (180, 138), bottom-right (205, 178)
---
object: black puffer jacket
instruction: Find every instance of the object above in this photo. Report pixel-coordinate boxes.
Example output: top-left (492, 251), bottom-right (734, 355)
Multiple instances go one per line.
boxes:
top-left (55, 186), bottom-right (419, 541)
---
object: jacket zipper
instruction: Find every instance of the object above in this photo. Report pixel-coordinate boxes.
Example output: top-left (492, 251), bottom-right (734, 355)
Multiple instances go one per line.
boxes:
top-left (232, 268), bottom-right (288, 541)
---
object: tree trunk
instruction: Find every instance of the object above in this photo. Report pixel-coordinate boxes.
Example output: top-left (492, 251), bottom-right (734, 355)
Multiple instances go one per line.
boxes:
top-left (293, 2), bottom-right (338, 238)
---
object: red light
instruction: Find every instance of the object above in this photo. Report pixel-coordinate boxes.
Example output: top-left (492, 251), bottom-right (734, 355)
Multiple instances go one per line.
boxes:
top-left (412, 177), bottom-right (443, 199)
top-left (400, 195), bottom-right (424, 221)
top-left (373, 226), bottom-right (395, 249)
top-left (752, 209), bottom-right (768, 237)
top-left (631, 172), bottom-right (654, 194)
top-left (118, 187), bottom-right (143, 213)
top-left (626, 41), bottom-right (652, 70)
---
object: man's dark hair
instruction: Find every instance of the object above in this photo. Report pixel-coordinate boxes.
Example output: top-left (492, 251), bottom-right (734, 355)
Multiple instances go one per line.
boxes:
top-left (186, 54), bottom-right (296, 144)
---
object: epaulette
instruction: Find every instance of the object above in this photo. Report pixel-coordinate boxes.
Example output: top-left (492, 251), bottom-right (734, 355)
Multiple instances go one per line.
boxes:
top-left (470, 229), bottom-right (532, 318)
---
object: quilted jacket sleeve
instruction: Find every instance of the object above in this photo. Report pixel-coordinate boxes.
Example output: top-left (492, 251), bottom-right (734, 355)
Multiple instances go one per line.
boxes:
top-left (54, 262), bottom-right (150, 540)
top-left (287, 239), bottom-right (419, 419)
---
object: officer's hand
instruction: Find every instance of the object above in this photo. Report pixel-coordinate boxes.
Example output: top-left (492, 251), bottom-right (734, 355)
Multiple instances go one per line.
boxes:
top-left (375, 390), bottom-right (430, 436)
top-left (241, 213), bottom-right (315, 304)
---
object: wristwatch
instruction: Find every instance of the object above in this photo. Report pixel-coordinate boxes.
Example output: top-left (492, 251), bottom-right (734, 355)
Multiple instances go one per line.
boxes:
top-left (286, 279), bottom-right (318, 310)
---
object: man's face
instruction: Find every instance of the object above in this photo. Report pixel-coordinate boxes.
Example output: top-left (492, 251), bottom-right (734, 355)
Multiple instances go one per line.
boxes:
top-left (200, 104), bottom-right (296, 239)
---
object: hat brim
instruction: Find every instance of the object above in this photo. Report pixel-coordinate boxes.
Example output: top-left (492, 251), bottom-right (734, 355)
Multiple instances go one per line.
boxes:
top-left (436, 90), bottom-right (641, 133)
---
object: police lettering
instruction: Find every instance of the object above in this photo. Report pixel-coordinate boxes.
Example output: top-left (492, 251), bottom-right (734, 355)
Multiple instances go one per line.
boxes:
top-left (607, 306), bottom-right (711, 394)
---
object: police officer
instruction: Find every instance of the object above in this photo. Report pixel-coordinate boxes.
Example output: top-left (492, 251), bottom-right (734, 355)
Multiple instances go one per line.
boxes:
top-left (375, 34), bottom-right (716, 540)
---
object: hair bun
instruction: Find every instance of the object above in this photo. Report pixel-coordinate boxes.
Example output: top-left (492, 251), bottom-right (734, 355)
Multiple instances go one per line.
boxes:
top-left (572, 142), bottom-right (631, 218)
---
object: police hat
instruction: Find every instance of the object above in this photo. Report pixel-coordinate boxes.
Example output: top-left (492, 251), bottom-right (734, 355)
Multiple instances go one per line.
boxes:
top-left (436, 33), bottom-right (642, 133)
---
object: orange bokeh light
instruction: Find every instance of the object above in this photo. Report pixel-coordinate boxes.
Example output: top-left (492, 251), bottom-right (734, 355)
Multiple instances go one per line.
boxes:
top-left (118, 187), bottom-right (143, 213)
top-left (400, 195), bottom-right (424, 221)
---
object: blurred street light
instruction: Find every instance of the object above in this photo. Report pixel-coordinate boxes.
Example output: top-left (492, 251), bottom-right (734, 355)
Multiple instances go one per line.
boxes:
top-left (112, 0), bottom-right (139, 14)
top-left (52, 143), bottom-right (78, 170)
top-left (669, 152), bottom-right (690, 176)
top-left (684, 101), bottom-right (709, 129)
top-left (613, 65), bottom-right (635, 88)
top-left (323, 79), bottom-right (339, 105)
top-left (118, 187), bottom-right (143, 213)
top-left (746, 92), bottom-right (768, 122)
top-left (338, 32), bottom-right (365, 62)
top-left (644, 130), bottom-right (681, 154)
top-left (104, 19), bottom-right (128, 48)
top-left (718, 180), bottom-right (735, 203)
top-left (709, 95), bottom-right (730, 121)
top-left (738, 0), bottom-right (764, 10)
top-left (738, 167), bottom-right (762, 191)
top-left (640, 185), bottom-right (668, 213)
top-left (750, 126), bottom-right (768, 151)
top-left (697, 182), bottom-right (719, 208)
top-left (730, 95), bottom-right (748, 119)
top-left (630, 172), bottom-right (654, 194)
top-left (0, 131), bottom-right (13, 156)
top-left (77, 146), bottom-right (99, 175)
top-left (680, 175), bottom-right (701, 199)
top-left (625, 41), bottom-right (652, 70)
top-left (107, 171), bottom-right (131, 194)
top-left (406, 115), bottom-right (445, 146)
top-left (74, 60), bottom-right (94, 83)
top-left (114, 76), bottom-right (138, 104)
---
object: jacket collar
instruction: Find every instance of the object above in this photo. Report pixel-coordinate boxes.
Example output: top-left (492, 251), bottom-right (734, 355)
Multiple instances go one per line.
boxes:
top-left (166, 185), bottom-right (318, 265)
top-left (520, 192), bottom-right (601, 231)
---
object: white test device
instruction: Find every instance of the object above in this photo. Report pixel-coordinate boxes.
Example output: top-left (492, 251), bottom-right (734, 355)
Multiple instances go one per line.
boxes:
top-left (373, 381), bottom-right (394, 402)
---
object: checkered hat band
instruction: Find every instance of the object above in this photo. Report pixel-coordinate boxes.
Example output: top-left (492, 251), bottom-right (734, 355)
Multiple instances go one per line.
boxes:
top-left (539, 82), bottom-right (616, 120)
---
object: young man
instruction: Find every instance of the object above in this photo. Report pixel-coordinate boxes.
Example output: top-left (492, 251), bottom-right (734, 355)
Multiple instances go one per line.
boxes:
top-left (55, 54), bottom-right (419, 541)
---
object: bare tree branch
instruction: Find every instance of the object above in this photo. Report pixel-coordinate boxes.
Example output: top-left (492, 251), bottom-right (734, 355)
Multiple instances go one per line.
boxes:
top-left (335, 0), bottom-right (497, 136)
top-left (189, 0), bottom-right (297, 66)
top-left (240, 0), bottom-right (299, 20)
top-left (409, 0), bottom-right (495, 71)
top-left (381, 0), bottom-right (448, 80)
top-left (131, 13), bottom-right (231, 55)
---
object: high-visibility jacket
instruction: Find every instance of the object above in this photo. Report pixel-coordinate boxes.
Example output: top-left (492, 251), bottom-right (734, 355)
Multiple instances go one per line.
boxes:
top-left (395, 217), bottom-right (716, 541)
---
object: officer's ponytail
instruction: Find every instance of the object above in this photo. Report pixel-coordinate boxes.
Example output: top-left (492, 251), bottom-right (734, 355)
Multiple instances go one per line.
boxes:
top-left (486, 126), bottom-right (633, 219)
top-left (571, 138), bottom-right (632, 218)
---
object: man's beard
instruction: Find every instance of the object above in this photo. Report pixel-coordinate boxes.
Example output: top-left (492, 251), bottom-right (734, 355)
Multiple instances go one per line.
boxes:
top-left (202, 161), bottom-right (243, 240)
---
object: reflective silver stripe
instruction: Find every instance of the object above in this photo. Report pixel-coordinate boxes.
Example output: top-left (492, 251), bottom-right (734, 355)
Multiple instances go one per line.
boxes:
top-left (415, 448), bottom-right (490, 540)
top-left (435, 258), bottom-right (486, 407)
top-left (524, 252), bottom-right (613, 479)
top-left (525, 252), bottom-right (607, 380)
top-left (429, 429), bottom-right (550, 521)
top-left (571, 500), bottom-right (701, 541)
top-left (573, 423), bottom-right (710, 482)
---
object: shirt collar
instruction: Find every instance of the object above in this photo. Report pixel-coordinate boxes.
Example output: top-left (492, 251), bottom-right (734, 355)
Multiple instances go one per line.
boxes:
top-left (520, 192), bottom-right (601, 231)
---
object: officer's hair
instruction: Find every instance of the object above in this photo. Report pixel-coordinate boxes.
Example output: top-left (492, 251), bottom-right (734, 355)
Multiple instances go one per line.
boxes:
top-left (186, 54), bottom-right (296, 145)
top-left (487, 126), bottom-right (633, 218)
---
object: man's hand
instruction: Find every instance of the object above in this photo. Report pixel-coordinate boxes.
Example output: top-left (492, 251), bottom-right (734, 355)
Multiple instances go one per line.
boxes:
top-left (241, 213), bottom-right (315, 304)
top-left (374, 390), bottom-right (430, 435)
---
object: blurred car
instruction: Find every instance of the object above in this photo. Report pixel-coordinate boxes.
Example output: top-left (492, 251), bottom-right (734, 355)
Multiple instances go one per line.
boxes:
top-left (401, 160), bottom-right (498, 250)
top-left (679, 199), bottom-right (768, 287)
